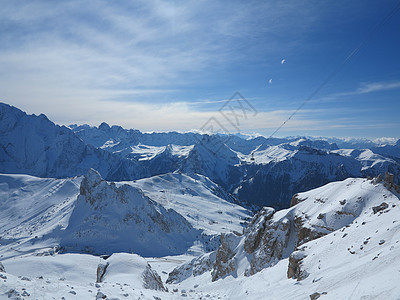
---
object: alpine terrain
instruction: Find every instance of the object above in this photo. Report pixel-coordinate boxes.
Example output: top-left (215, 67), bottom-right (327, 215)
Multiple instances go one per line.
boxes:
top-left (1, 103), bottom-right (400, 299)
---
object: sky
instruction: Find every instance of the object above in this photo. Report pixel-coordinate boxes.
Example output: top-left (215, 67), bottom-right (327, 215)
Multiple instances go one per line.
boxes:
top-left (1, 0), bottom-right (400, 139)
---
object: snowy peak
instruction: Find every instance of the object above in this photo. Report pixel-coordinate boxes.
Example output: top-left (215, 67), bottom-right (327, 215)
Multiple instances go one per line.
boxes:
top-left (0, 103), bottom-right (148, 180)
top-left (60, 169), bottom-right (198, 256)
top-left (80, 168), bottom-right (103, 196)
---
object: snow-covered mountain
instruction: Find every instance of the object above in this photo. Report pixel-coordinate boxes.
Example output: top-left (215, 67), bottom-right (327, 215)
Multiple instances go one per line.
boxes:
top-left (1, 103), bottom-right (399, 209)
top-left (127, 172), bottom-right (251, 236)
top-left (2, 174), bottom-right (397, 299)
top-left (165, 174), bottom-right (400, 299)
top-left (0, 103), bottom-right (148, 181)
top-left (68, 116), bottom-right (400, 209)
top-left (1, 99), bottom-right (400, 299)
top-left (57, 169), bottom-right (199, 257)
top-left (0, 169), bottom-right (251, 259)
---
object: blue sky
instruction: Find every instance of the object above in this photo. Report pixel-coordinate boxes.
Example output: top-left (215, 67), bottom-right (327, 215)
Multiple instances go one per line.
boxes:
top-left (1, 0), bottom-right (400, 138)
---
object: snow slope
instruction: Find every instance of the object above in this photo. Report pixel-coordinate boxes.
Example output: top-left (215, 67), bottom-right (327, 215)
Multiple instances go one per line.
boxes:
top-left (166, 176), bottom-right (400, 299)
top-left (55, 169), bottom-right (199, 257)
top-left (0, 173), bottom-right (81, 260)
top-left (0, 169), bottom-right (251, 259)
top-left (1, 175), bottom-right (399, 299)
top-left (125, 172), bottom-right (251, 236)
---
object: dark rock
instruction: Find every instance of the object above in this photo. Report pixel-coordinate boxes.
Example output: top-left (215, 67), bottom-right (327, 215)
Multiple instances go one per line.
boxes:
top-left (0, 262), bottom-right (5, 273)
top-left (372, 202), bottom-right (388, 214)
top-left (96, 262), bottom-right (109, 283)
top-left (310, 292), bottom-right (321, 300)
top-left (287, 250), bottom-right (308, 280)
top-left (96, 291), bottom-right (107, 299)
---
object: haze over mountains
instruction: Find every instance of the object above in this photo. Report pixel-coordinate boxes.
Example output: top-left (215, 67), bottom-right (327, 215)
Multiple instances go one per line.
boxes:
top-left (1, 102), bottom-right (400, 299)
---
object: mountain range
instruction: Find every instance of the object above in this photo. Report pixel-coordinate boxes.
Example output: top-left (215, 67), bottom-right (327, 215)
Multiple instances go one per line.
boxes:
top-left (1, 102), bottom-right (399, 209)
top-left (1, 102), bottom-right (400, 299)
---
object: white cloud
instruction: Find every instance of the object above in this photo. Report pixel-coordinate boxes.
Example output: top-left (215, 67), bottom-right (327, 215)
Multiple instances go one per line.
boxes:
top-left (356, 81), bottom-right (400, 94)
top-left (0, 0), bottom-right (346, 134)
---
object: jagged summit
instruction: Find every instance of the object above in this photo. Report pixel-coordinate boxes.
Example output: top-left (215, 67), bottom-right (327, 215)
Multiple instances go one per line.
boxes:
top-left (60, 169), bottom-right (198, 256)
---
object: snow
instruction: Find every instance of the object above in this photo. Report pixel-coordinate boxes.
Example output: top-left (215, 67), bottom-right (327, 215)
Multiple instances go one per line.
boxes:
top-left (1, 102), bottom-right (400, 299)
top-left (123, 172), bottom-right (251, 235)
top-left (1, 175), bottom-right (399, 299)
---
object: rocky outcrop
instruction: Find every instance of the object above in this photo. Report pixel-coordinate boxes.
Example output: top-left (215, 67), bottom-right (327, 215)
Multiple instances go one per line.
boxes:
top-left (0, 262), bottom-right (5, 272)
top-left (96, 262), bottom-right (109, 283)
top-left (166, 252), bottom-right (216, 284)
top-left (211, 233), bottom-right (241, 281)
top-left (142, 264), bottom-right (167, 291)
top-left (372, 202), bottom-right (389, 214)
top-left (60, 169), bottom-right (198, 256)
top-left (168, 202), bottom-right (332, 282)
top-left (384, 172), bottom-right (400, 193)
top-left (168, 178), bottom-right (388, 283)
top-left (287, 249), bottom-right (308, 280)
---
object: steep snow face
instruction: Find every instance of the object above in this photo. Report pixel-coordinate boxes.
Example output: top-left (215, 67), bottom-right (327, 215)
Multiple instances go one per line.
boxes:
top-left (124, 172), bottom-right (251, 235)
top-left (59, 169), bottom-right (198, 257)
top-left (0, 103), bottom-right (148, 180)
top-left (0, 173), bottom-right (81, 259)
top-left (167, 177), bottom-right (400, 284)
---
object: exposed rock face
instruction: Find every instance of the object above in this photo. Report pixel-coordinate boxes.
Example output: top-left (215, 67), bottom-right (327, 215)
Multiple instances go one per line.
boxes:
top-left (142, 264), bottom-right (167, 291)
top-left (168, 202), bottom-right (333, 282)
top-left (166, 252), bottom-right (216, 284)
top-left (211, 233), bottom-right (241, 281)
top-left (168, 178), bottom-right (393, 283)
top-left (290, 194), bottom-right (303, 207)
top-left (372, 202), bottom-right (389, 214)
top-left (384, 172), bottom-right (400, 193)
top-left (96, 262), bottom-right (109, 283)
top-left (287, 249), bottom-right (308, 280)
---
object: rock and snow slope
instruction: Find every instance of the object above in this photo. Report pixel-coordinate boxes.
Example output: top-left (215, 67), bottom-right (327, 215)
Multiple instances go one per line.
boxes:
top-left (167, 176), bottom-right (400, 293)
top-left (1, 175), bottom-right (399, 299)
top-left (0, 173), bottom-right (81, 259)
top-left (0, 169), bottom-right (250, 259)
top-left (126, 172), bottom-right (251, 236)
top-left (58, 169), bottom-right (198, 257)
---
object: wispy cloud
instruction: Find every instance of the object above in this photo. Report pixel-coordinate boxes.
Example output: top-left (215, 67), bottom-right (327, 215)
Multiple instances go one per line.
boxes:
top-left (2, 1), bottom-right (397, 138)
top-left (0, 0), bottom-right (320, 101)
top-left (356, 81), bottom-right (400, 94)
